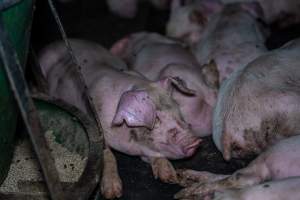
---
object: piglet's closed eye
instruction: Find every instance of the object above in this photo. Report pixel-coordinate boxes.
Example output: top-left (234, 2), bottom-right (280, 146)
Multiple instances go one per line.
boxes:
top-left (158, 76), bottom-right (196, 96)
top-left (112, 90), bottom-right (156, 129)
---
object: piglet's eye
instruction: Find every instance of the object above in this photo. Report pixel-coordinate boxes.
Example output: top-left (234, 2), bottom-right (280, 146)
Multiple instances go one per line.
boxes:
top-left (155, 117), bottom-right (161, 125)
top-left (168, 128), bottom-right (178, 142)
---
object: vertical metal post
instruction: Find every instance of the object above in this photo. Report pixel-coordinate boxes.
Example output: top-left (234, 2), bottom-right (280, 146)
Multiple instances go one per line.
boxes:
top-left (0, 16), bottom-right (65, 200)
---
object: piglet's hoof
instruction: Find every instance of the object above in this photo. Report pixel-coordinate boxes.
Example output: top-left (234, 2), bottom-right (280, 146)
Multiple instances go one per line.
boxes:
top-left (101, 148), bottom-right (122, 199)
top-left (101, 172), bottom-right (123, 199)
top-left (151, 157), bottom-right (178, 184)
top-left (177, 169), bottom-right (201, 187)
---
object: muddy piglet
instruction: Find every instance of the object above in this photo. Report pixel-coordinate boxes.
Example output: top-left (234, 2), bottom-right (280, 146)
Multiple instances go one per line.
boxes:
top-left (39, 39), bottom-right (201, 199)
top-left (172, 38), bottom-right (300, 200)
top-left (166, 0), bottom-right (224, 46)
top-left (175, 135), bottom-right (300, 200)
top-left (192, 1), bottom-right (268, 83)
top-left (111, 32), bottom-right (219, 137)
top-left (213, 38), bottom-right (300, 161)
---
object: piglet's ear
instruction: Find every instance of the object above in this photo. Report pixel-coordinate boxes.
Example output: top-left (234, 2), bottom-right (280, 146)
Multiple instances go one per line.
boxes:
top-left (110, 36), bottom-right (130, 58)
top-left (112, 90), bottom-right (156, 129)
top-left (159, 76), bottom-right (196, 96)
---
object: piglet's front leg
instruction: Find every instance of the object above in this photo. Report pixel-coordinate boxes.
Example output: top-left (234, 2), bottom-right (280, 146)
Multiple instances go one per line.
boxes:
top-left (101, 147), bottom-right (122, 199)
top-left (174, 158), bottom-right (269, 200)
top-left (177, 169), bottom-right (229, 187)
top-left (150, 157), bottom-right (178, 184)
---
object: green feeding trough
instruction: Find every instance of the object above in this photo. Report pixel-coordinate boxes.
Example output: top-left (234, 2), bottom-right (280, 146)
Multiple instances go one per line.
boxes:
top-left (0, 0), bottom-right (34, 184)
top-left (0, 2), bottom-right (103, 199)
top-left (33, 95), bottom-right (102, 199)
top-left (0, 94), bottom-right (102, 199)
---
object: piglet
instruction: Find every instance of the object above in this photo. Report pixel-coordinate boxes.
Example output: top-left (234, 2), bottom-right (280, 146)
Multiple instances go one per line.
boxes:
top-left (166, 0), bottom-right (224, 46)
top-left (213, 38), bottom-right (300, 161)
top-left (38, 39), bottom-right (201, 199)
top-left (221, 0), bottom-right (300, 28)
top-left (192, 2), bottom-right (268, 83)
top-left (110, 32), bottom-right (184, 68)
top-left (173, 37), bottom-right (300, 200)
top-left (111, 32), bottom-right (219, 137)
top-left (175, 135), bottom-right (300, 199)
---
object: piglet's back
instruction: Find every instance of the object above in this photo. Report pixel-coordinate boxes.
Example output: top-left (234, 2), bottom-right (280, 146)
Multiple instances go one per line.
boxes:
top-left (213, 38), bottom-right (300, 160)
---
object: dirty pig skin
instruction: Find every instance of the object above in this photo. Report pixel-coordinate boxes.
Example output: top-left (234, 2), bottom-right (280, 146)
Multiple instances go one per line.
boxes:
top-left (111, 32), bottom-right (218, 137)
top-left (192, 2), bottom-right (268, 83)
top-left (176, 135), bottom-right (300, 200)
top-left (38, 39), bottom-right (201, 199)
top-left (174, 38), bottom-right (300, 200)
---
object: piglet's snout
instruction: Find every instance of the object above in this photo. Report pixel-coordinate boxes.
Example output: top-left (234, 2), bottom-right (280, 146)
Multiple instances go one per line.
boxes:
top-left (168, 128), bottom-right (201, 157)
top-left (183, 137), bottom-right (201, 156)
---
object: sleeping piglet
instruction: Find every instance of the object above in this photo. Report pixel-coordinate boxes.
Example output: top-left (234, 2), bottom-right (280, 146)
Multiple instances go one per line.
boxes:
top-left (192, 1), bottom-right (268, 83)
top-left (38, 39), bottom-right (201, 199)
top-left (213, 38), bottom-right (300, 161)
top-left (175, 135), bottom-right (300, 200)
top-left (166, 0), bottom-right (224, 46)
top-left (111, 32), bottom-right (219, 137)
top-left (173, 37), bottom-right (300, 200)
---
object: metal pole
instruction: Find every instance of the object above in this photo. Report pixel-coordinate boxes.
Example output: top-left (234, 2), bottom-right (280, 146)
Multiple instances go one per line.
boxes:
top-left (0, 18), bottom-right (66, 200)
